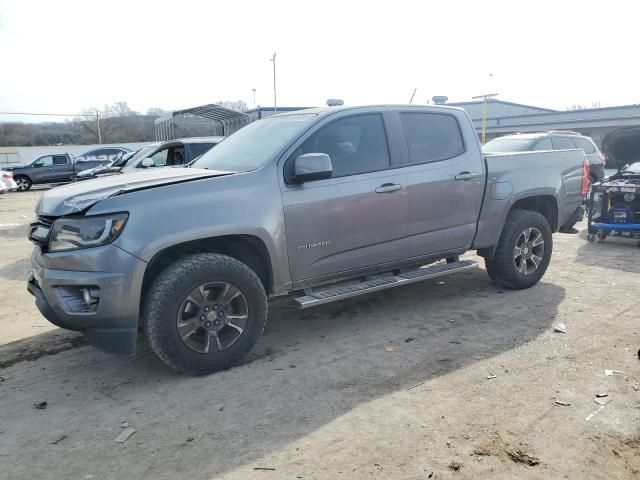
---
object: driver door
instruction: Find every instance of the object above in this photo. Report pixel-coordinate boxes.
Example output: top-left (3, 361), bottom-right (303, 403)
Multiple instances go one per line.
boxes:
top-left (281, 113), bottom-right (409, 283)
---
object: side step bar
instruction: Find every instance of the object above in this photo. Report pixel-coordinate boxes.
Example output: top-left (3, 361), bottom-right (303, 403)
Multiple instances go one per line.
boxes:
top-left (294, 259), bottom-right (478, 309)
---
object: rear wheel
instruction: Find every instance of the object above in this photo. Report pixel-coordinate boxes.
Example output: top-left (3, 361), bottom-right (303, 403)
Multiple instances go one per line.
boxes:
top-left (485, 210), bottom-right (552, 290)
top-left (14, 176), bottom-right (32, 191)
top-left (144, 253), bottom-right (268, 375)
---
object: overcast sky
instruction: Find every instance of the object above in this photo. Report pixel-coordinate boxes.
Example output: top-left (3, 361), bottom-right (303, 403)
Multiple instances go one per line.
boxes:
top-left (0, 0), bottom-right (637, 122)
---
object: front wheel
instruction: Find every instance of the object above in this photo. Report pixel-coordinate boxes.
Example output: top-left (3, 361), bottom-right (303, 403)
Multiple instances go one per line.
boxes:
top-left (485, 209), bottom-right (553, 290)
top-left (144, 253), bottom-right (268, 375)
top-left (14, 176), bottom-right (32, 191)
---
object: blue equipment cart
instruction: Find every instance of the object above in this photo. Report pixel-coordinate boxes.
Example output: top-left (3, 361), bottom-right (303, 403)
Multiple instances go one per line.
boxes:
top-left (587, 165), bottom-right (640, 246)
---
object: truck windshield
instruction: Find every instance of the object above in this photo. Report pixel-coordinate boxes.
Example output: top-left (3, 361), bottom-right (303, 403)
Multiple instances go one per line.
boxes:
top-left (193, 114), bottom-right (317, 172)
top-left (482, 138), bottom-right (537, 153)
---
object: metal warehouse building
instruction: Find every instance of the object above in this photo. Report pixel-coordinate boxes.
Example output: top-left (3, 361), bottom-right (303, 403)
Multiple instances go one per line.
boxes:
top-left (444, 98), bottom-right (640, 170)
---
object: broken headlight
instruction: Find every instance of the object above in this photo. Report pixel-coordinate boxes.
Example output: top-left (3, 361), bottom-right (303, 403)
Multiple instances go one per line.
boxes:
top-left (49, 213), bottom-right (128, 252)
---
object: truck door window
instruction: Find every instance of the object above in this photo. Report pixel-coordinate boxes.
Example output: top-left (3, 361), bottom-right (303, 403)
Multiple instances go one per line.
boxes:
top-left (552, 137), bottom-right (576, 150)
top-left (533, 138), bottom-right (553, 150)
top-left (188, 143), bottom-right (215, 159)
top-left (299, 114), bottom-right (390, 177)
top-left (53, 155), bottom-right (68, 165)
top-left (149, 148), bottom-right (169, 167)
top-left (34, 156), bottom-right (53, 167)
top-left (400, 113), bottom-right (465, 164)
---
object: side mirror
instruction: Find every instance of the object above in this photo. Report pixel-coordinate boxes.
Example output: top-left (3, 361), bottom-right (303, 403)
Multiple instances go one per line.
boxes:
top-left (140, 158), bottom-right (155, 168)
top-left (32, 162), bottom-right (42, 168)
top-left (293, 153), bottom-right (333, 183)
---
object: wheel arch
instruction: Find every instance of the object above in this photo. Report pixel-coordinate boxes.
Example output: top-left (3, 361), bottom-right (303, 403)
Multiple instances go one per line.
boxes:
top-left (140, 234), bottom-right (274, 312)
top-left (477, 194), bottom-right (558, 259)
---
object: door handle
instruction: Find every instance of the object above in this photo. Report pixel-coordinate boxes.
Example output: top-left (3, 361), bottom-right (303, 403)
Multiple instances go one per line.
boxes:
top-left (375, 183), bottom-right (402, 194)
top-left (455, 171), bottom-right (481, 181)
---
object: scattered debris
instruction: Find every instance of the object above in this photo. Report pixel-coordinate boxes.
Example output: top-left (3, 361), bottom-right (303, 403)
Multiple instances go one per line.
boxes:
top-left (185, 437), bottom-right (195, 443)
top-left (605, 369), bottom-right (624, 376)
top-left (554, 399), bottom-right (571, 406)
top-left (506, 449), bottom-right (540, 466)
top-left (404, 337), bottom-right (415, 343)
top-left (121, 421), bottom-right (129, 428)
top-left (554, 323), bottom-right (567, 333)
top-left (385, 345), bottom-right (395, 352)
top-left (407, 382), bottom-right (425, 391)
top-left (114, 427), bottom-right (136, 443)
top-left (594, 397), bottom-right (611, 406)
top-left (595, 393), bottom-right (608, 398)
top-left (637, 349), bottom-right (639, 360)
top-left (253, 467), bottom-right (276, 471)
top-left (487, 374), bottom-right (497, 380)
top-left (51, 434), bottom-right (67, 445)
top-left (437, 281), bottom-right (446, 286)
top-left (447, 319), bottom-right (455, 323)
top-left (586, 405), bottom-right (606, 421)
top-left (473, 433), bottom-right (540, 467)
top-left (33, 401), bottom-right (47, 410)
top-left (428, 472), bottom-right (434, 479)
top-left (448, 461), bottom-right (462, 471)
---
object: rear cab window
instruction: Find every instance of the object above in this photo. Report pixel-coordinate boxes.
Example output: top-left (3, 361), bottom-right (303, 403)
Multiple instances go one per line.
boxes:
top-left (188, 143), bottom-right (215, 159)
top-left (53, 155), bottom-right (69, 165)
top-left (400, 112), bottom-right (465, 164)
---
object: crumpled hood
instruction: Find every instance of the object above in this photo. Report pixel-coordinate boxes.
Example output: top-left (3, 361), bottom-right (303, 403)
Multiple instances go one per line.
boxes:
top-left (36, 168), bottom-right (231, 216)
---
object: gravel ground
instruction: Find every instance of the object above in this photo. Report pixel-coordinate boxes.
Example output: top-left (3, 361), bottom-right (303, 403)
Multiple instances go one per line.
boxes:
top-left (0, 190), bottom-right (638, 479)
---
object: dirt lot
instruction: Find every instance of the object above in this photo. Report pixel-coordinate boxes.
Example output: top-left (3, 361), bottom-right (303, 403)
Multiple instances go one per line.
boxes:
top-left (0, 190), bottom-right (638, 480)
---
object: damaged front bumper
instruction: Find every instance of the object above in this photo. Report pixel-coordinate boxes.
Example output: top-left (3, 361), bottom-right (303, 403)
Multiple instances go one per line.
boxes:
top-left (27, 244), bottom-right (147, 354)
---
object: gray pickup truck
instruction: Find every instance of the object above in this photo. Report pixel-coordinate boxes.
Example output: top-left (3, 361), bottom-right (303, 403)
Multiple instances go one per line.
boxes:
top-left (27, 105), bottom-right (588, 374)
top-left (6, 148), bottom-right (128, 191)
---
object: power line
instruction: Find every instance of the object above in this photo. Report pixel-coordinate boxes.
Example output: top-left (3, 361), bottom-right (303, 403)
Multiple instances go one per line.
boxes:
top-left (0, 111), bottom-right (94, 117)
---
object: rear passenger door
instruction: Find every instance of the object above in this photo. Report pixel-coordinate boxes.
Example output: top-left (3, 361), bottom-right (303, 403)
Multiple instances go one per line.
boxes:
top-left (399, 111), bottom-right (485, 258)
top-left (50, 155), bottom-right (73, 181)
top-left (281, 113), bottom-right (409, 282)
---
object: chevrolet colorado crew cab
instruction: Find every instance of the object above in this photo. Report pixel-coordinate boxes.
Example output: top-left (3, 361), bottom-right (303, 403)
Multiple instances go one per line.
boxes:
top-left (27, 105), bottom-right (589, 374)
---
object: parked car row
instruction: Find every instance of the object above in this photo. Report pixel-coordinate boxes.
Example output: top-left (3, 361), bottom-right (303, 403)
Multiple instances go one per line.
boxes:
top-left (5, 139), bottom-right (224, 190)
top-left (4, 147), bottom-right (131, 191)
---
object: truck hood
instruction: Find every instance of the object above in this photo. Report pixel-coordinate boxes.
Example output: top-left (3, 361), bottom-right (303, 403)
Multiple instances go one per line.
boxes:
top-left (36, 168), bottom-right (232, 216)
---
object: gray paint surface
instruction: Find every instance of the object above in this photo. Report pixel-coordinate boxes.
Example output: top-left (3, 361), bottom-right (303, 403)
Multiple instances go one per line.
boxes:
top-left (28, 105), bottom-right (585, 353)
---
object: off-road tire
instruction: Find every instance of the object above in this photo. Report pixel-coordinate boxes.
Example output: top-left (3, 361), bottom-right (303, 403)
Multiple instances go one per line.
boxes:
top-left (144, 253), bottom-right (267, 375)
top-left (14, 176), bottom-right (32, 191)
top-left (485, 209), bottom-right (552, 290)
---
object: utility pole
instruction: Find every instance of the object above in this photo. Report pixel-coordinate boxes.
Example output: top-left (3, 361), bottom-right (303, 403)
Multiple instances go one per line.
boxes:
top-left (252, 88), bottom-right (256, 108)
top-left (96, 110), bottom-right (102, 144)
top-left (471, 93), bottom-right (498, 144)
top-left (270, 52), bottom-right (277, 112)
top-left (409, 88), bottom-right (417, 104)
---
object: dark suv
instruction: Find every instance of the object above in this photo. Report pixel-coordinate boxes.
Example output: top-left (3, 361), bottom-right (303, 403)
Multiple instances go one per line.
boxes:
top-left (483, 131), bottom-right (605, 182)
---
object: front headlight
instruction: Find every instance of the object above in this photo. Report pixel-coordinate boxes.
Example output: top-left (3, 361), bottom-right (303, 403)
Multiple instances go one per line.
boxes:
top-left (49, 213), bottom-right (128, 252)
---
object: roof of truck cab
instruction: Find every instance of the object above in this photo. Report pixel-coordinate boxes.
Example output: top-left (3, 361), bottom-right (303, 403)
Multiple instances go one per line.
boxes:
top-left (272, 104), bottom-right (466, 117)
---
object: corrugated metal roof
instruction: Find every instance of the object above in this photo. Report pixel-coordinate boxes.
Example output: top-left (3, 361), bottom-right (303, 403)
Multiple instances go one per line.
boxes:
top-left (155, 104), bottom-right (250, 140)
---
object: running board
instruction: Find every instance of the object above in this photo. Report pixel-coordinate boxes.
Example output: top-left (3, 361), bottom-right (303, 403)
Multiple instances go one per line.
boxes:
top-left (294, 260), bottom-right (478, 309)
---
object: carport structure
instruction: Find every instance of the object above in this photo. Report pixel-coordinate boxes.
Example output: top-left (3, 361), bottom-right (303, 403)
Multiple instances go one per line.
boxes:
top-left (155, 104), bottom-right (250, 141)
